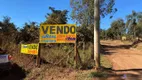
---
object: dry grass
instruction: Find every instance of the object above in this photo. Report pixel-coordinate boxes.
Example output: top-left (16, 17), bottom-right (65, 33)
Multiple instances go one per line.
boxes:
top-left (134, 43), bottom-right (142, 50)
top-left (101, 54), bottom-right (112, 69)
top-left (122, 41), bottom-right (133, 45)
top-left (0, 38), bottom-right (113, 80)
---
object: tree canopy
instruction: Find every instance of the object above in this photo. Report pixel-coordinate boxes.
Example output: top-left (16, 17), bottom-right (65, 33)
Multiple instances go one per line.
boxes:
top-left (126, 11), bottom-right (142, 39)
top-left (44, 7), bottom-right (68, 24)
top-left (70, 0), bottom-right (117, 25)
top-left (100, 11), bottom-right (142, 40)
top-left (70, 0), bottom-right (117, 43)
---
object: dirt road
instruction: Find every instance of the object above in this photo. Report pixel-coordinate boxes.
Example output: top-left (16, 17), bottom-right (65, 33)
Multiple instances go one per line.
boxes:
top-left (102, 40), bottom-right (142, 70)
top-left (102, 40), bottom-right (142, 80)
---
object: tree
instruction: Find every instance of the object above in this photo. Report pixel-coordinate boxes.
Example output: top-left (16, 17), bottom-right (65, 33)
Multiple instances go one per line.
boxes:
top-left (110, 19), bottom-right (125, 39)
top-left (0, 16), bottom-right (17, 35)
top-left (70, 0), bottom-right (117, 25)
top-left (106, 28), bottom-right (115, 39)
top-left (100, 29), bottom-right (107, 39)
top-left (70, 0), bottom-right (117, 43)
top-left (126, 11), bottom-right (142, 40)
top-left (135, 20), bottom-right (142, 38)
top-left (17, 22), bottom-right (39, 43)
top-left (0, 16), bottom-right (17, 48)
top-left (94, 0), bottom-right (100, 69)
top-left (70, 0), bottom-right (116, 69)
top-left (136, 23), bottom-right (142, 38)
top-left (44, 7), bottom-right (68, 24)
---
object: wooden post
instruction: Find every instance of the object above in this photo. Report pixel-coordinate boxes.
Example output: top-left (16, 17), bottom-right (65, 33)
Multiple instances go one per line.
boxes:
top-left (36, 43), bottom-right (41, 67)
top-left (74, 42), bottom-right (77, 68)
top-left (76, 47), bottom-right (82, 66)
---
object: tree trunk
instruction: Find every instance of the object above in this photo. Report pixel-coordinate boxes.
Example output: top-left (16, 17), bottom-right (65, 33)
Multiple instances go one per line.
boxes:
top-left (134, 26), bottom-right (136, 40)
top-left (94, 0), bottom-right (100, 69)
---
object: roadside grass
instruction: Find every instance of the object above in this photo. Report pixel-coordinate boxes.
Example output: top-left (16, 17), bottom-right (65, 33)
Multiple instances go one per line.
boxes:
top-left (90, 71), bottom-right (108, 77)
top-left (24, 44), bottom-right (113, 80)
top-left (134, 43), bottom-right (142, 50)
top-left (136, 46), bottom-right (142, 50)
top-left (40, 44), bottom-right (75, 67)
top-left (76, 54), bottom-right (112, 80)
top-left (76, 71), bottom-right (92, 80)
top-left (78, 48), bottom-right (95, 69)
top-left (101, 54), bottom-right (112, 69)
top-left (122, 40), bottom-right (142, 50)
top-left (3, 42), bottom-right (113, 80)
top-left (121, 40), bottom-right (132, 45)
top-left (76, 70), bottom-right (110, 80)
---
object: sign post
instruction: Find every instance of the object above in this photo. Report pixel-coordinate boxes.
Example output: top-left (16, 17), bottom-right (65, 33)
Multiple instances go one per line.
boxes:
top-left (74, 41), bottom-right (77, 68)
top-left (36, 43), bottom-right (41, 67)
top-left (21, 43), bottom-right (40, 67)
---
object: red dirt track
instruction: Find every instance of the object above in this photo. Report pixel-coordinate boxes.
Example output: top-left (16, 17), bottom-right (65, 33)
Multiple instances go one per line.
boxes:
top-left (102, 40), bottom-right (142, 70)
top-left (102, 40), bottom-right (142, 80)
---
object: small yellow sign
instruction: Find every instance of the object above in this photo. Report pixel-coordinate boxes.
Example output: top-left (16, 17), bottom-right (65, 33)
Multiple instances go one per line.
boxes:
top-left (21, 44), bottom-right (39, 55)
top-left (40, 24), bottom-right (76, 43)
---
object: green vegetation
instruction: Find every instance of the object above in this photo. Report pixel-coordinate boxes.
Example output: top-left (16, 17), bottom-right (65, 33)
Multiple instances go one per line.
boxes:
top-left (90, 71), bottom-right (108, 78)
top-left (1, 0), bottom-right (142, 79)
top-left (101, 55), bottom-right (112, 69)
top-left (101, 19), bottom-right (125, 40)
top-left (76, 71), bottom-right (108, 80)
top-left (0, 7), bottom-right (111, 69)
top-left (0, 0), bottom-right (114, 72)
top-left (101, 11), bottom-right (142, 41)
top-left (76, 54), bottom-right (112, 79)
top-left (70, 0), bottom-right (117, 43)
top-left (44, 7), bottom-right (68, 24)
top-left (76, 70), bottom-right (110, 80)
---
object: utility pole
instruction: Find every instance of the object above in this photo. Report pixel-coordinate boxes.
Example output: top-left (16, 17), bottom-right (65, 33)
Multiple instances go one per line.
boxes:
top-left (94, 0), bottom-right (100, 70)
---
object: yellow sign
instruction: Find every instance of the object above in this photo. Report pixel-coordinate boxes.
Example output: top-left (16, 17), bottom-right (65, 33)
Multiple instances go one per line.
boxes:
top-left (40, 24), bottom-right (76, 43)
top-left (21, 44), bottom-right (39, 55)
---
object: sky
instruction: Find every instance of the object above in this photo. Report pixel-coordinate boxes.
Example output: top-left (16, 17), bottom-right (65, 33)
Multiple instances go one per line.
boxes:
top-left (0, 0), bottom-right (142, 29)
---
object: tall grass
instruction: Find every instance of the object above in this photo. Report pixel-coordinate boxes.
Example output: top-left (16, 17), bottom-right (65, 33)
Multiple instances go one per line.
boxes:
top-left (39, 43), bottom-right (95, 69)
